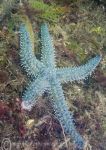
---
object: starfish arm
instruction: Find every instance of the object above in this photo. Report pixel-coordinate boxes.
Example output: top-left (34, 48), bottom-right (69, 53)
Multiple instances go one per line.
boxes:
top-left (19, 25), bottom-right (44, 78)
top-left (40, 23), bottom-right (55, 68)
top-left (21, 76), bottom-right (50, 110)
top-left (56, 55), bottom-right (101, 83)
top-left (49, 80), bottom-right (84, 149)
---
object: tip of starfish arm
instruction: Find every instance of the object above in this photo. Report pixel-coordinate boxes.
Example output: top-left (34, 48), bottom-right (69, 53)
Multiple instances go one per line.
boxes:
top-left (94, 54), bottom-right (102, 63)
top-left (89, 54), bottom-right (102, 71)
top-left (21, 101), bottom-right (32, 111)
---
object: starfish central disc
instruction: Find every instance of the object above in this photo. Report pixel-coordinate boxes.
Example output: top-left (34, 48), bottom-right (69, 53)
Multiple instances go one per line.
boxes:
top-left (44, 67), bottom-right (56, 81)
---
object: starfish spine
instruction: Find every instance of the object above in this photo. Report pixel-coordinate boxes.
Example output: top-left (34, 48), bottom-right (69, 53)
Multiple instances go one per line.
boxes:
top-left (40, 23), bottom-right (56, 68)
top-left (57, 55), bottom-right (101, 83)
top-left (19, 25), bottom-right (44, 78)
top-left (49, 80), bottom-right (84, 148)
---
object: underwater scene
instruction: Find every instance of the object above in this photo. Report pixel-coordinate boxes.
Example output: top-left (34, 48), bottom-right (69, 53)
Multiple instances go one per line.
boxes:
top-left (0, 0), bottom-right (106, 150)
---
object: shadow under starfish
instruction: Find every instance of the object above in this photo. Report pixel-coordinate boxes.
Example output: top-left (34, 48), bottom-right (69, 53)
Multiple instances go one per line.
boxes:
top-left (19, 23), bottom-right (101, 149)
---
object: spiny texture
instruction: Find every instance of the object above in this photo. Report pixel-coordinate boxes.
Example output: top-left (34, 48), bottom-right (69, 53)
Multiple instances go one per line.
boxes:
top-left (57, 55), bottom-right (101, 83)
top-left (19, 23), bottom-right (101, 149)
top-left (20, 25), bottom-right (44, 78)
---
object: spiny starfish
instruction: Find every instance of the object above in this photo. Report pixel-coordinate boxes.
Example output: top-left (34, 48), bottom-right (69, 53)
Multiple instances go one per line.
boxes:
top-left (19, 23), bottom-right (101, 149)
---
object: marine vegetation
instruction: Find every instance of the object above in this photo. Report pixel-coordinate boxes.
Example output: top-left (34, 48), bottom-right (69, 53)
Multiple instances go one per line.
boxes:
top-left (0, 0), bottom-right (17, 22)
top-left (27, 0), bottom-right (69, 22)
top-left (19, 23), bottom-right (101, 149)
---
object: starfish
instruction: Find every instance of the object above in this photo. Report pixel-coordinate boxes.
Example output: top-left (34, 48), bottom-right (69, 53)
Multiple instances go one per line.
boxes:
top-left (19, 23), bottom-right (101, 149)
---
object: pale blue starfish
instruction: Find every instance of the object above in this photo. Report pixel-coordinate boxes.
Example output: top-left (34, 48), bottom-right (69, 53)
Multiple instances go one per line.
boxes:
top-left (19, 23), bottom-right (101, 149)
